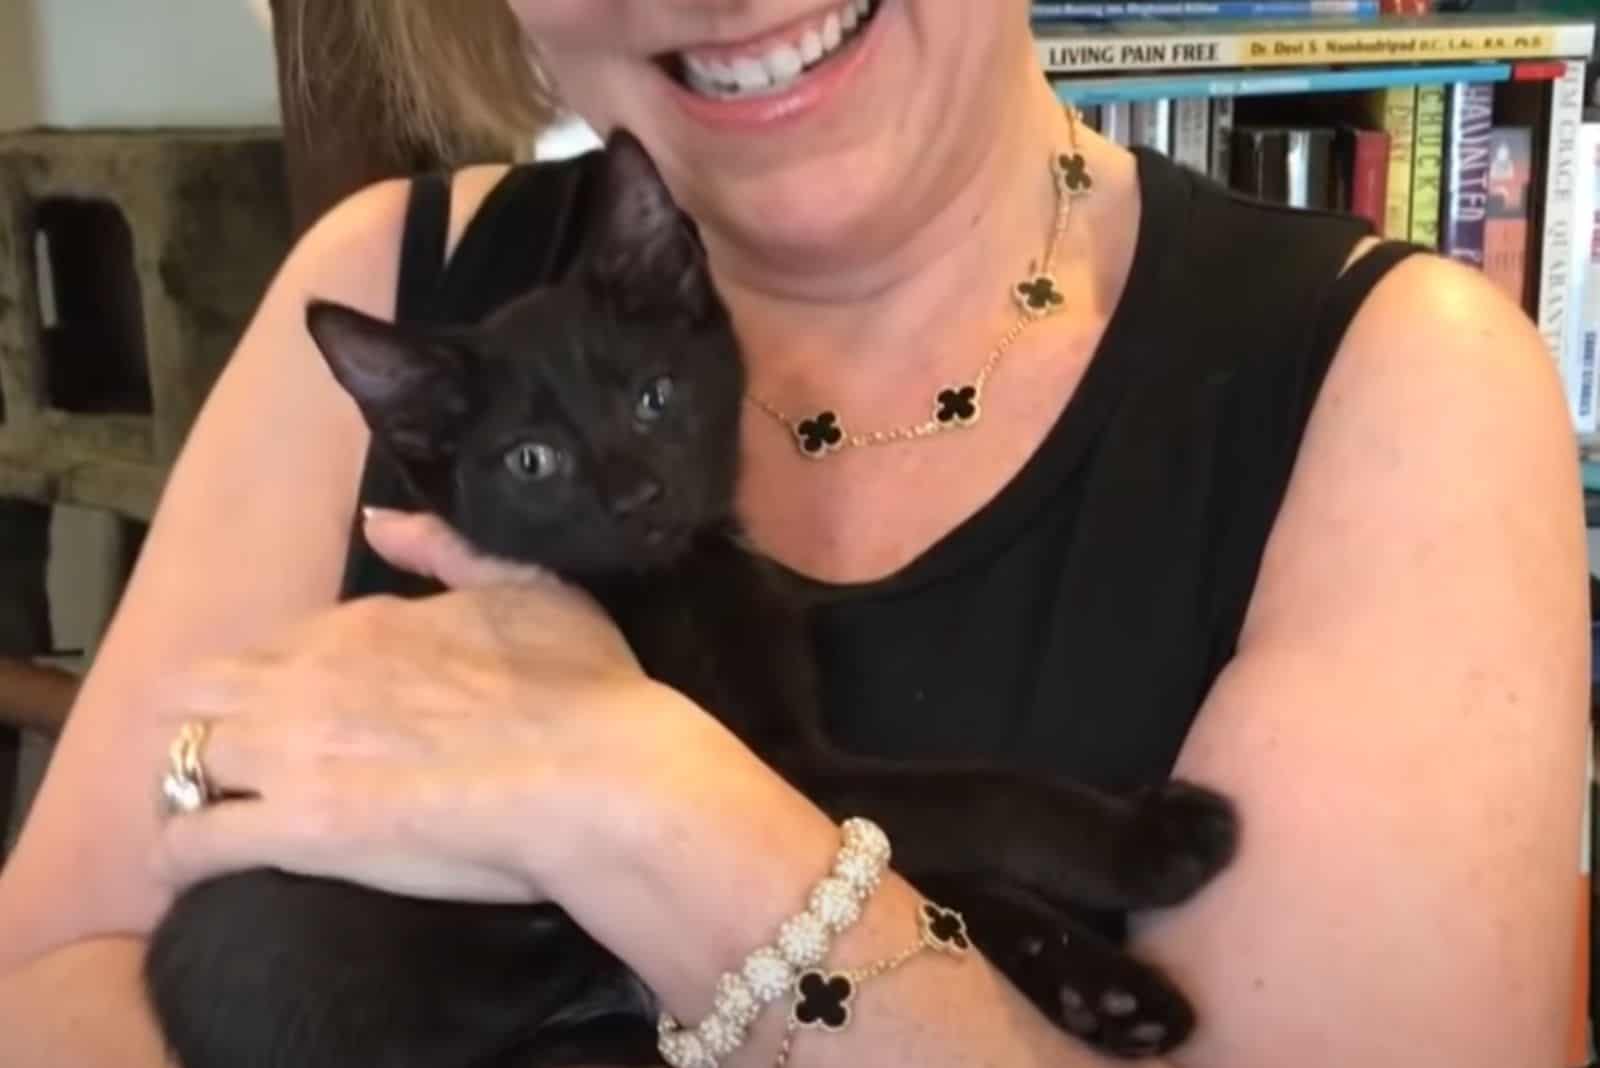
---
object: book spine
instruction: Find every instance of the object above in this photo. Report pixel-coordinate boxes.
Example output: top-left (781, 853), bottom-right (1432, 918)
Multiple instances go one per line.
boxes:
top-left (1172, 97), bottom-right (1211, 173)
top-left (1034, 19), bottom-right (1597, 75)
top-left (1232, 127), bottom-right (1291, 202)
top-left (1029, 1), bottom-right (1379, 19)
top-left (1349, 128), bottom-right (1391, 230)
top-left (1441, 82), bottom-right (1494, 266)
top-left (1409, 83), bottom-right (1446, 247)
top-left (1132, 99), bottom-right (1174, 153)
top-left (1209, 96), bottom-right (1235, 182)
top-left (1568, 121), bottom-right (1600, 434)
top-left (1483, 126), bottom-right (1532, 310)
top-left (1376, 86), bottom-right (1417, 240)
top-left (1051, 60), bottom-right (1514, 107)
top-left (1285, 128), bottom-right (1337, 210)
top-left (1102, 101), bottom-right (1133, 145)
top-left (1536, 60), bottom-right (1587, 429)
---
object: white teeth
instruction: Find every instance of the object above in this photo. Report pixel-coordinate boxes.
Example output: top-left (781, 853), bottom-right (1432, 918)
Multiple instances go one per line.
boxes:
top-left (765, 43), bottom-right (804, 85)
top-left (683, 54), bottom-right (710, 83)
top-left (732, 56), bottom-right (770, 92)
top-left (800, 29), bottom-right (823, 64)
top-left (821, 12), bottom-right (842, 49)
top-left (677, 0), bottom-right (876, 99)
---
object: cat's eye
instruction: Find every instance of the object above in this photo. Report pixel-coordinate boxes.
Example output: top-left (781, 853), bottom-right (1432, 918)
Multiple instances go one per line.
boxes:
top-left (635, 376), bottom-right (675, 423)
top-left (504, 442), bottom-right (564, 481)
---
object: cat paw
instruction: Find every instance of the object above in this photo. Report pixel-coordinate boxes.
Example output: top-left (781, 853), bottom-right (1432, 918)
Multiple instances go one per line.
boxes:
top-left (1008, 925), bottom-right (1195, 1058)
top-left (1118, 780), bottom-right (1238, 908)
top-left (931, 879), bottom-right (1201, 1060)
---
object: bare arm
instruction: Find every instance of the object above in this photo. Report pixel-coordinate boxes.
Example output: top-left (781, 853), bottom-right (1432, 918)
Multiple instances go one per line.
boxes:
top-left (1135, 252), bottom-right (1590, 1067)
top-left (0, 165), bottom-right (511, 1062)
top-left (583, 251), bottom-right (1587, 1068)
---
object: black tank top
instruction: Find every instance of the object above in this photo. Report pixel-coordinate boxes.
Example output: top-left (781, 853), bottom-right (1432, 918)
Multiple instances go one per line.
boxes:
top-left (341, 147), bottom-right (1421, 795)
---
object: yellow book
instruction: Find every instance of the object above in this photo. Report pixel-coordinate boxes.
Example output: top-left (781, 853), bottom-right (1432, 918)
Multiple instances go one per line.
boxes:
top-left (1409, 84), bottom-right (1446, 248)
top-left (1362, 85), bottom-right (1417, 242)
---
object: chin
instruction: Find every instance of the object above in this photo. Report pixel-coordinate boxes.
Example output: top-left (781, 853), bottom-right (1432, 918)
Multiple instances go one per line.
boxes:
top-left (548, 0), bottom-right (1024, 274)
top-left (702, 156), bottom-right (894, 260)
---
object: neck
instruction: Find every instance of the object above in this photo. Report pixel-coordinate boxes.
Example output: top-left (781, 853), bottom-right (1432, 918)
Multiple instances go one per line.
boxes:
top-left (699, 68), bottom-right (1080, 408)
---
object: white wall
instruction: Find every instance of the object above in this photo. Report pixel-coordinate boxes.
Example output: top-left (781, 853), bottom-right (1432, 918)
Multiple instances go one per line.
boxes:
top-left (3, 0), bottom-right (280, 130)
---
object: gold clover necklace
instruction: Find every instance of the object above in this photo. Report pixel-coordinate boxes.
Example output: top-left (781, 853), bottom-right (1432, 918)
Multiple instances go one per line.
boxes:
top-left (745, 108), bottom-right (1094, 460)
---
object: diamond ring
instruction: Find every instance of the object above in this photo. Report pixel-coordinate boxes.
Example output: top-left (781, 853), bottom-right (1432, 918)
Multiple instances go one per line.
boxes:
top-left (159, 720), bottom-right (213, 818)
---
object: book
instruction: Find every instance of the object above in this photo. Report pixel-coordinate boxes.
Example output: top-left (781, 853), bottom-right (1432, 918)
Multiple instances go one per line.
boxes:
top-left (1569, 119), bottom-right (1600, 434)
top-left (1034, 12), bottom-right (1596, 75)
top-left (1287, 127), bottom-right (1337, 209)
top-left (1228, 126), bottom-right (1338, 209)
top-left (1102, 100), bottom-right (1134, 144)
top-left (1334, 126), bottom-right (1391, 230)
top-left (1051, 60), bottom-right (1514, 107)
top-left (1209, 96), bottom-right (1236, 181)
top-left (1231, 127), bottom-right (1292, 202)
top-left (1363, 85), bottom-right (1418, 240)
top-left (1172, 97), bottom-right (1212, 172)
top-left (1132, 99), bottom-right (1174, 152)
top-left (1534, 60), bottom-right (1589, 429)
top-left (1409, 83), bottom-right (1447, 247)
top-left (1029, 1), bottom-right (1380, 20)
top-left (1483, 125), bottom-right (1533, 309)
top-left (1441, 81), bottom-right (1495, 267)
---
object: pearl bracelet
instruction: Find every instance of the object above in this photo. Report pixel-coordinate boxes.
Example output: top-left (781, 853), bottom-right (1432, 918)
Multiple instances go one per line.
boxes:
top-left (656, 817), bottom-right (893, 1068)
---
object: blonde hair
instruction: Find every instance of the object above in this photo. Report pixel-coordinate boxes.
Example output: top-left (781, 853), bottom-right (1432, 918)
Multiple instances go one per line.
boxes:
top-left (289, 1), bottom-right (558, 159)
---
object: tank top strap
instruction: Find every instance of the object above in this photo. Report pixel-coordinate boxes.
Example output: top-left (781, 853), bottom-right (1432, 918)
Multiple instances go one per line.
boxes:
top-left (395, 171), bottom-right (452, 322)
top-left (1198, 224), bottom-right (1426, 673)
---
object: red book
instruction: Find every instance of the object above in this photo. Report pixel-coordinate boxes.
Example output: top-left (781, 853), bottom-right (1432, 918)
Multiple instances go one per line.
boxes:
top-left (1346, 128), bottom-right (1391, 232)
top-left (1380, 0), bottom-right (1432, 12)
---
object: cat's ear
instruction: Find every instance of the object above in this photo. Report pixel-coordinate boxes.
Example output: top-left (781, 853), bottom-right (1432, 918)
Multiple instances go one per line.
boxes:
top-left (304, 300), bottom-right (474, 465)
top-left (582, 127), bottom-right (718, 320)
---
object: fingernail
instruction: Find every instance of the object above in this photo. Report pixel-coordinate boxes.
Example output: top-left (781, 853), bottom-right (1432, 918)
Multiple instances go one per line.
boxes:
top-left (362, 506), bottom-right (397, 524)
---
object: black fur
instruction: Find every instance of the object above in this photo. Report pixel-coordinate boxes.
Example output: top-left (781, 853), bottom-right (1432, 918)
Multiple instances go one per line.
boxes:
top-left (144, 130), bottom-right (1237, 1068)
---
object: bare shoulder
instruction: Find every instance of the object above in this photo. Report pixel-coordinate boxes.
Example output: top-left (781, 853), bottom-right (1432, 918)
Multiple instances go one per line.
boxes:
top-left (1131, 250), bottom-right (1590, 1067)
top-left (278, 162), bottom-right (512, 307)
top-left (0, 163), bottom-right (519, 960)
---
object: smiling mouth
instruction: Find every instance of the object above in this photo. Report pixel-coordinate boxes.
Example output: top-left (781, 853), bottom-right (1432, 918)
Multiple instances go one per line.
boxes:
top-left (656, 0), bottom-right (882, 101)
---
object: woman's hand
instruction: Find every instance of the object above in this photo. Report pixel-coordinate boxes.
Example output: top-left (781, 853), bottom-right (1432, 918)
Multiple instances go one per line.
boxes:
top-left (145, 509), bottom-right (785, 913)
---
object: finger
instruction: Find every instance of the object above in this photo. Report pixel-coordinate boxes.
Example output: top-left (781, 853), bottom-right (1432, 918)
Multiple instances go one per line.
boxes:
top-left (185, 716), bottom-right (271, 799)
top-left (150, 795), bottom-right (284, 889)
top-left (362, 508), bottom-right (558, 591)
top-left (150, 795), bottom-right (534, 903)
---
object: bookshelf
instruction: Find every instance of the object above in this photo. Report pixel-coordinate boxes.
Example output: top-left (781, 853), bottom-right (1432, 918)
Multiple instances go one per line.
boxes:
top-left (1030, 7), bottom-right (1598, 1067)
top-left (1041, 10), bottom-right (1597, 433)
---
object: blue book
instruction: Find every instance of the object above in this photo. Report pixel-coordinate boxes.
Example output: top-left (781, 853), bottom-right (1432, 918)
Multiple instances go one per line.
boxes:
top-left (1031, 1), bottom-right (1379, 20)
top-left (1053, 62), bottom-right (1514, 106)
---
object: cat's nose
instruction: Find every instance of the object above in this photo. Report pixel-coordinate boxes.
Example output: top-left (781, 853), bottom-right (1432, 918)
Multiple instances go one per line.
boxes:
top-left (609, 478), bottom-right (663, 517)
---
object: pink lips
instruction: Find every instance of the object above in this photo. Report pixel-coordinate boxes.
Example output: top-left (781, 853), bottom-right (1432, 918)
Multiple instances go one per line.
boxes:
top-left (659, 1), bottom-right (889, 133)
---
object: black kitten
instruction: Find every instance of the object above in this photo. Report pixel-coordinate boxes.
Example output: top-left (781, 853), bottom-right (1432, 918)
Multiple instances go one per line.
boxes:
top-left (143, 130), bottom-right (1237, 1068)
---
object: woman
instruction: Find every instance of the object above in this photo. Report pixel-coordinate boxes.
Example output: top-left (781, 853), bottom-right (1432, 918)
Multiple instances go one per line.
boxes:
top-left (0, 2), bottom-right (1588, 1066)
